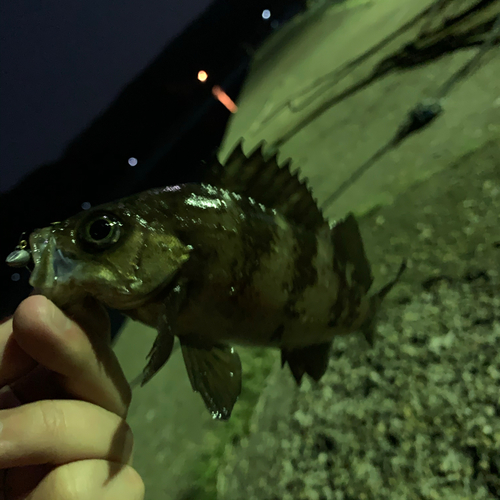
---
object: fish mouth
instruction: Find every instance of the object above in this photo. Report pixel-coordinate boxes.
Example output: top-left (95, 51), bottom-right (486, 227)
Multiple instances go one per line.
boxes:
top-left (29, 229), bottom-right (79, 303)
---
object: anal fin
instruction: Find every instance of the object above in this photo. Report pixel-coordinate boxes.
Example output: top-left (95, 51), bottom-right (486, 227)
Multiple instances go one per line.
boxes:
top-left (282, 342), bottom-right (331, 385)
top-left (181, 340), bottom-right (242, 420)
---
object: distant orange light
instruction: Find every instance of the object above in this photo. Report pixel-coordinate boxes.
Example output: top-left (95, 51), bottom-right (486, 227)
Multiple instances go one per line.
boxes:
top-left (212, 85), bottom-right (238, 113)
top-left (197, 70), bottom-right (208, 82)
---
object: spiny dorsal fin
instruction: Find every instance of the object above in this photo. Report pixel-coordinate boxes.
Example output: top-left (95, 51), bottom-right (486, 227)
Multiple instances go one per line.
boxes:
top-left (205, 140), bottom-right (326, 230)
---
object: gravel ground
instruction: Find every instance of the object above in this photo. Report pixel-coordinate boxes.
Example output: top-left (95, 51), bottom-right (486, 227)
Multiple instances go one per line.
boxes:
top-left (217, 139), bottom-right (500, 500)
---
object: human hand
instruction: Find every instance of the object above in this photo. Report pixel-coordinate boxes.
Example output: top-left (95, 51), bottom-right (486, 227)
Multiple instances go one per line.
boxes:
top-left (0, 295), bottom-right (144, 499)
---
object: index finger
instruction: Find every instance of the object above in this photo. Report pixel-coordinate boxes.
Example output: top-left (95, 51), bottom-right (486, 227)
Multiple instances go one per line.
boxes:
top-left (0, 318), bottom-right (37, 386)
top-left (11, 296), bottom-right (131, 418)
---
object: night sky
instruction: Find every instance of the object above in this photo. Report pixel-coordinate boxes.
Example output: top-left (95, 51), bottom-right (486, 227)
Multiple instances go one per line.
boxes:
top-left (0, 0), bottom-right (213, 192)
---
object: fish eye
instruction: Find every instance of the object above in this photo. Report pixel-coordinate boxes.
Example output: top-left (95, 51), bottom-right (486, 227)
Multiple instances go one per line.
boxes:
top-left (89, 218), bottom-right (113, 241)
top-left (79, 213), bottom-right (122, 250)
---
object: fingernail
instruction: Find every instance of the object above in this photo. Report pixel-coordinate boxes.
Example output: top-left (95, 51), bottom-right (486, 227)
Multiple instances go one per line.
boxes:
top-left (46, 303), bottom-right (72, 332)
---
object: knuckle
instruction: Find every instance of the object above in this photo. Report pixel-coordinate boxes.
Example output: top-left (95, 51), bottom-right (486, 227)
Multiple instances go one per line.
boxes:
top-left (36, 400), bottom-right (69, 440)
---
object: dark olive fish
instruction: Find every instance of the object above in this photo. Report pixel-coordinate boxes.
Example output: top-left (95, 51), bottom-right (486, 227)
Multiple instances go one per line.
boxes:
top-left (6, 142), bottom-right (405, 419)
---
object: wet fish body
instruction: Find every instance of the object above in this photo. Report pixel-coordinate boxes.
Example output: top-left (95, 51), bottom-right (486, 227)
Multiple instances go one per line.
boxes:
top-left (8, 143), bottom-right (405, 419)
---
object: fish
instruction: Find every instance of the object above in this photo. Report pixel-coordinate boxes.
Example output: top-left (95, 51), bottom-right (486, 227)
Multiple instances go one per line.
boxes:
top-left (6, 142), bottom-right (405, 419)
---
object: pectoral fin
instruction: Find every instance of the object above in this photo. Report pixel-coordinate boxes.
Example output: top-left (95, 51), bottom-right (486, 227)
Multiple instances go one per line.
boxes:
top-left (140, 312), bottom-right (175, 386)
top-left (138, 280), bottom-right (186, 386)
top-left (282, 342), bottom-right (331, 385)
top-left (180, 340), bottom-right (242, 420)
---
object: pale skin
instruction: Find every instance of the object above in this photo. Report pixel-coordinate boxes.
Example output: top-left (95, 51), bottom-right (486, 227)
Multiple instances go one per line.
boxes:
top-left (0, 295), bottom-right (144, 500)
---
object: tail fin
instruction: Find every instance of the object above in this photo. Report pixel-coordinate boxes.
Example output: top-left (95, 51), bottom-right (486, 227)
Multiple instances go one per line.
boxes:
top-left (362, 259), bottom-right (407, 346)
top-left (331, 213), bottom-right (373, 294)
top-left (375, 259), bottom-right (407, 302)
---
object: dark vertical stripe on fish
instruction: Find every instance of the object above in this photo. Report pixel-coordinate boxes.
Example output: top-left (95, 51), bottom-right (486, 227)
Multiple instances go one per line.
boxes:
top-left (284, 228), bottom-right (318, 319)
top-left (328, 252), bottom-right (347, 328)
top-left (233, 203), bottom-right (277, 299)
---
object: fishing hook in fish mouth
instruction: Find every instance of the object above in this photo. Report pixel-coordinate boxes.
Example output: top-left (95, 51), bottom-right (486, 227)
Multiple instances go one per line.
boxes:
top-left (5, 234), bottom-right (32, 268)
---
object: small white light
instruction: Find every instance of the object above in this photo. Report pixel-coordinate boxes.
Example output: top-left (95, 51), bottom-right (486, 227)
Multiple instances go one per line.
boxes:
top-left (128, 157), bottom-right (138, 167)
top-left (262, 9), bottom-right (271, 19)
top-left (81, 202), bottom-right (91, 210)
top-left (11, 273), bottom-right (20, 282)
